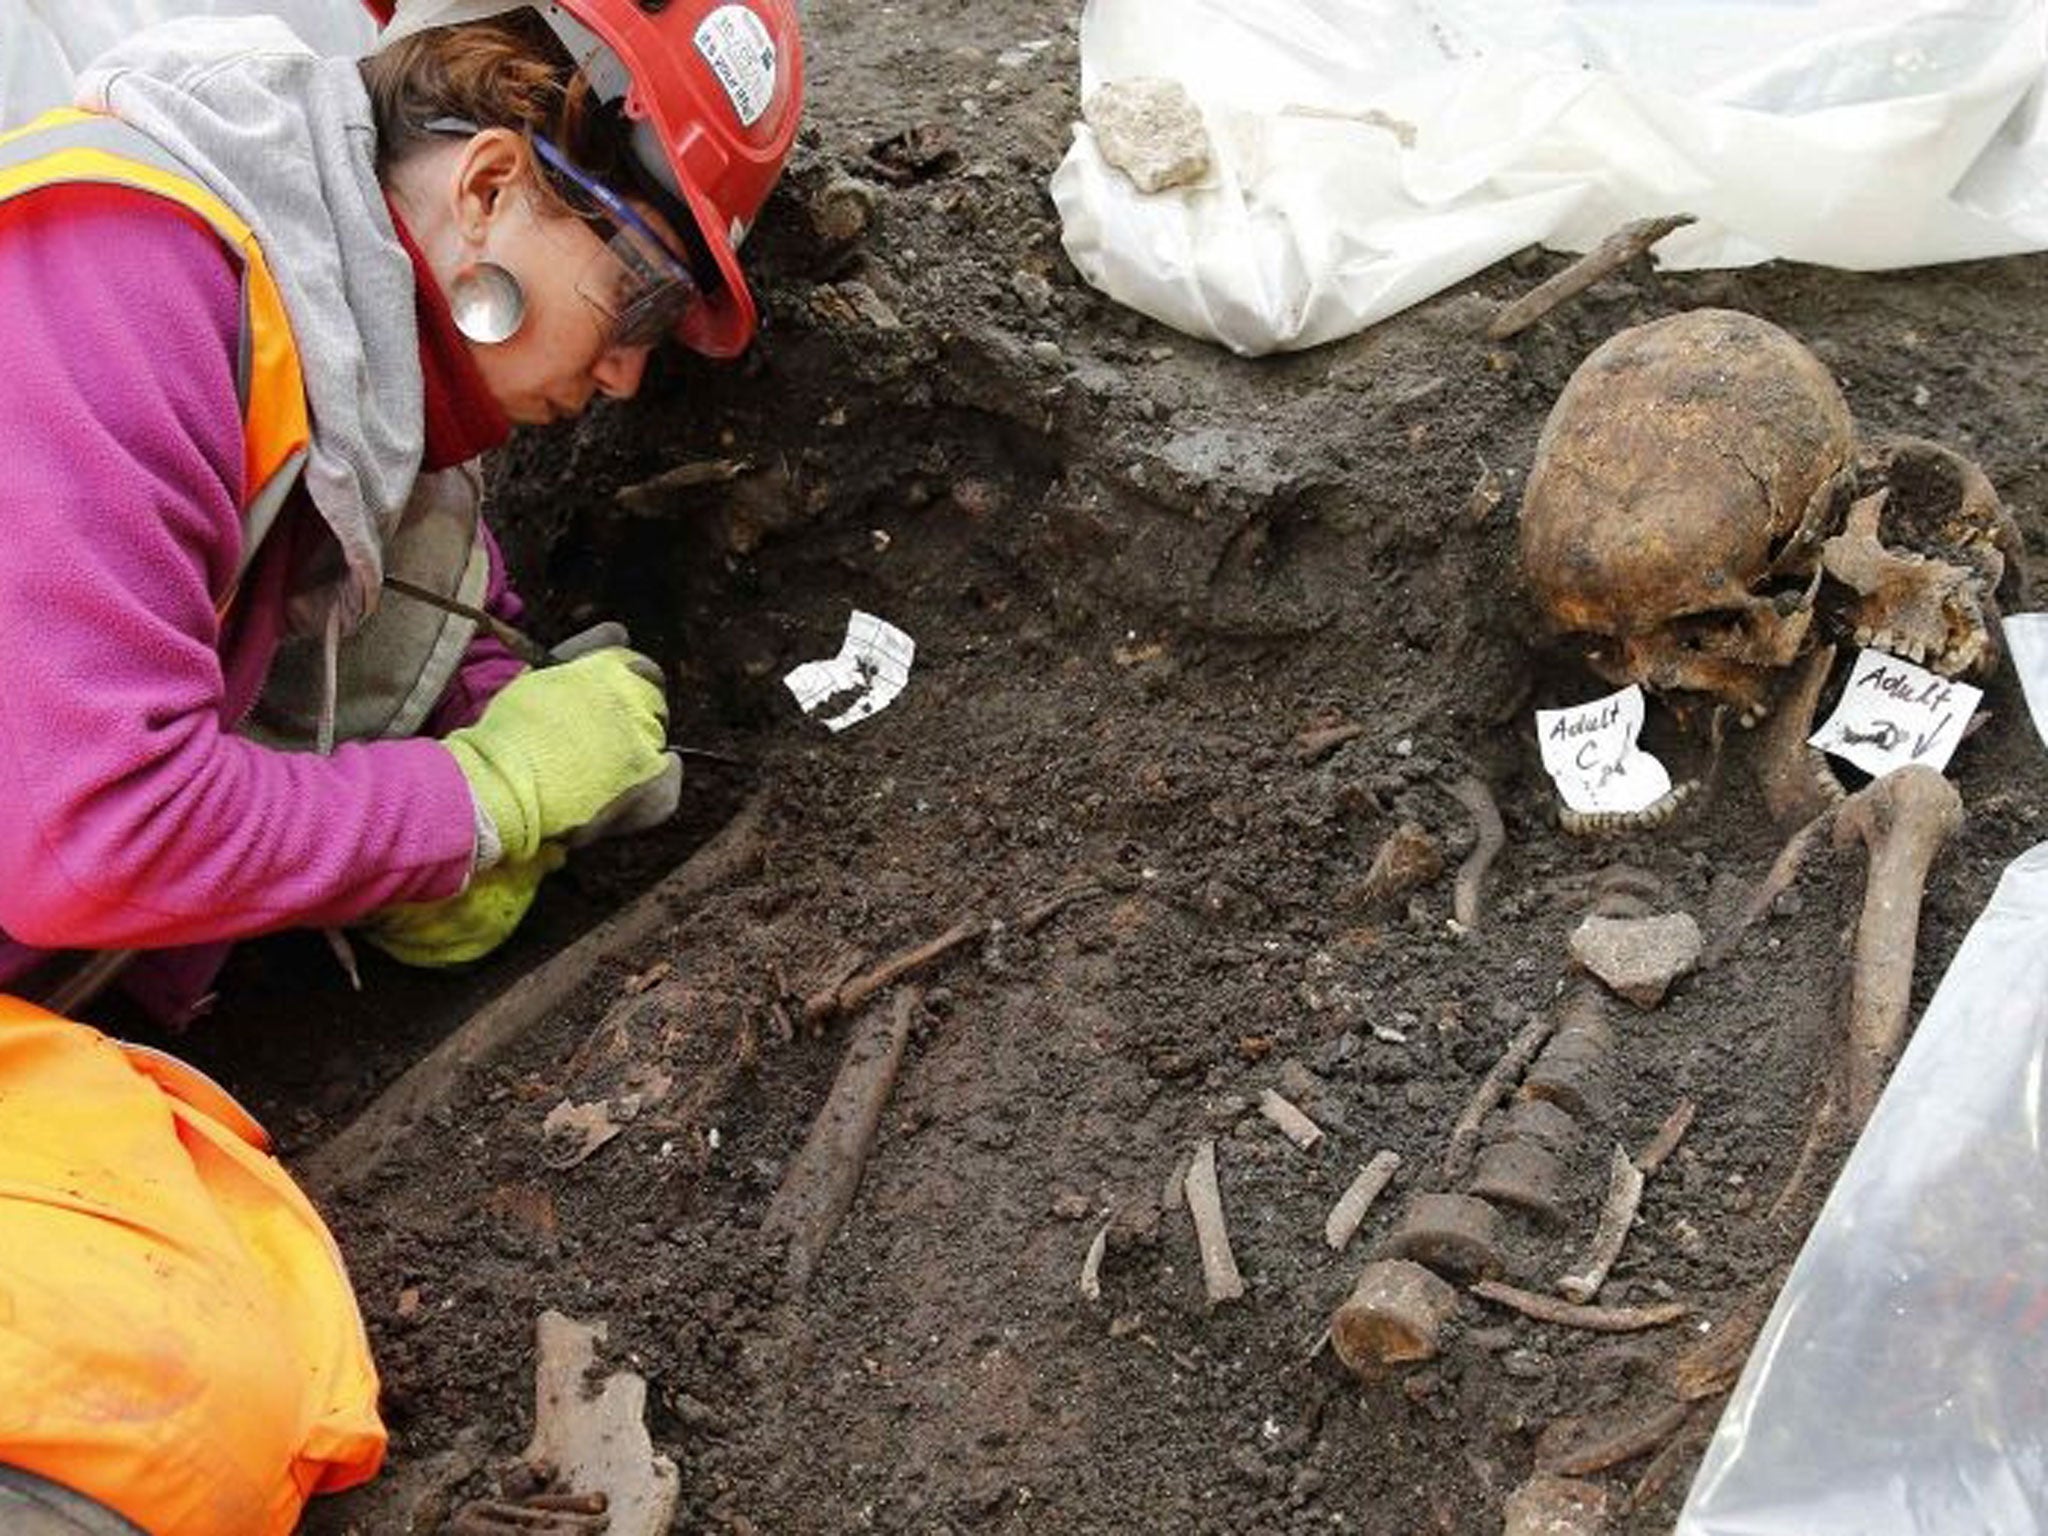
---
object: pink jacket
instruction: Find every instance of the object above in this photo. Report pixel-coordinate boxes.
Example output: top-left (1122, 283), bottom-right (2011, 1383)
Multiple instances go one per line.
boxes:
top-left (0, 186), bottom-right (521, 1017)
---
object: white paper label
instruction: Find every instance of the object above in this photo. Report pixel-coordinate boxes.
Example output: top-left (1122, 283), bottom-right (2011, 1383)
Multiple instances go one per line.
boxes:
top-left (695, 5), bottom-right (777, 128)
top-left (1535, 684), bottom-right (1673, 816)
top-left (783, 611), bottom-right (916, 732)
top-left (1808, 648), bottom-right (1981, 779)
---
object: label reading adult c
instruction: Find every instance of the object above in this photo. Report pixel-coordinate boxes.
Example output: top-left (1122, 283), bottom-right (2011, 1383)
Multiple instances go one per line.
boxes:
top-left (1534, 683), bottom-right (1674, 815)
top-left (695, 6), bottom-right (777, 128)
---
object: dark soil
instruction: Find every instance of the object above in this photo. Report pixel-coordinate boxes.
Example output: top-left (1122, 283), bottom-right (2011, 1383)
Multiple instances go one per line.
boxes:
top-left (127, 4), bottom-right (2048, 1531)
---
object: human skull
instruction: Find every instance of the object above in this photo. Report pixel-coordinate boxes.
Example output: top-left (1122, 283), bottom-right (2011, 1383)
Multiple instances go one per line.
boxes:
top-left (1820, 437), bottom-right (2025, 677)
top-left (1518, 308), bottom-right (1855, 723)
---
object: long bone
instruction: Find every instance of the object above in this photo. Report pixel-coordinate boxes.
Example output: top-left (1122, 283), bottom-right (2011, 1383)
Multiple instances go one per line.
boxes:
top-left (1774, 764), bottom-right (1961, 1214)
top-left (1831, 764), bottom-right (1963, 1123)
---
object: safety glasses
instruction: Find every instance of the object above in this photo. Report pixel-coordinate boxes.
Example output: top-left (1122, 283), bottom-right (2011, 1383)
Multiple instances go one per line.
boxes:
top-left (527, 132), bottom-right (700, 349)
top-left (426, 117), bottom-right (700, 349)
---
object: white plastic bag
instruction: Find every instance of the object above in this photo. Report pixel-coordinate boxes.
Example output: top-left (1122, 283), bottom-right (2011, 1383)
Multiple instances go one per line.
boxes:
top-left (1676, 621), bottom-right (2048, 1533)
top-left (1675, 844), bottom-right (2048, 1532)
top-left (1, 2), bottom-right (375, 127)
top-left (1052, 0), bottom-right (2048, 354)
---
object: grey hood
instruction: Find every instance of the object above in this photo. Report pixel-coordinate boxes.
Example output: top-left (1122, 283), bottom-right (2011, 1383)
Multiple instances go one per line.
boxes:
top-left (76, 15), bottom-right (423, 630)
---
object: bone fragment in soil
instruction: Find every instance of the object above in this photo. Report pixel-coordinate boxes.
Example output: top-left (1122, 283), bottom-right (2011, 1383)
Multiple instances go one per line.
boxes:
top-left (1502, 1097), bottom-right (1581, 1161)
top-left (1443, 1011), bottom-right (1555, 1181)
top-left (1329, 1258), bottom-right (1460, 1377)
top-left (763, 988), bottom-right (922, 1293)
top-left (1183, 1139), bottom-right (1246, 1304)
top-left (449, 1488), bottom-right (610, 1535)
top-left (1754, 643), bottom-right (1845, 830)
top-left (1259, 1088), bottom-right (1325, 1151)
top-left (1502, 1470), bottom-right (1614, 1536)
top-left (1469, 1136), bottom-right (1568, 1226)
top-left (1384, 1192), bottom-right (1506, 1282)
top-left (1626, 1403), bottom-right (1718, 1513)
top-left (1448, 774), bottom-right (1504, 933)
top-left (1354, 821), bottom-right (1444, 912)
top-left (1079, 1222), bottom-right (1109, 1302)
top-left (1485, 213), bottom-right (1695, 340)
top-left (1670, 1285), bottom-right (1776, 1402)
top-left (1470, 1279), bottom-right (1691, 1332)
top-left (1869, 434), bottom-right (2028, 601)
top-left (611, 456), bottom-right (751, 517)
top-left (1556, 1144), bottom-right (1646, 1303)
top-left (1521, 980), bottom-right (1616, 1122)
top-left (800, 913), bottom-right (983, 1029)
top-left (1539, 1396), bottom-right (1695, 1477)
top-left (1325, 1149), bottom-right (1403, 1251)
top-left (1294, 720), bottom-right (1366, 761)
top-left (1018, 878), bottom-right (1105, 934)
top-left (302, 793), bottom-right (769, 1195)
top-left (38, 946), bottom-right (137, 1016)
top-left (1633, 1098), bottom-right (1696, 1177)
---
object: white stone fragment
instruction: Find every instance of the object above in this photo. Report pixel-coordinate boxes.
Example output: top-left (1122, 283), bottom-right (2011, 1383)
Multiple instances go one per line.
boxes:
top-left (1082, 76), bottom-right (1211, 193)
top-left (1569, 912), bottom-right (1704, 1009)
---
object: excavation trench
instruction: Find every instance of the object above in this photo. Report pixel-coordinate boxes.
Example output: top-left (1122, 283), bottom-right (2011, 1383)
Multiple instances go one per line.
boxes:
top-left (110, 5), bottom-right (2048, 1528)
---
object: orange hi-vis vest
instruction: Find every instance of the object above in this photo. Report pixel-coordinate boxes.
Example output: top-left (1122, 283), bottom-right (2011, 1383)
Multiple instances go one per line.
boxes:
top-left (0, 995), bottom-right (387, 1535)
top-left (0, 108), bottom-right (312, 611)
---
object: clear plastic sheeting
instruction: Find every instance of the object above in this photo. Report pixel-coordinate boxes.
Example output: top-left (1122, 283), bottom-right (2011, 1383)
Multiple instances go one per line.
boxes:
top-left (0, 2), bottom-right (376, 127)
top-left (1675, 624), bottom-right (2048, 1535)
top-left (1051, 0), bottom-right (2048, 354)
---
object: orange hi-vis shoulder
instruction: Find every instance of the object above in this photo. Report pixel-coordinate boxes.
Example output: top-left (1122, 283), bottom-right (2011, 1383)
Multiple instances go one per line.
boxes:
top-left (0, 108), bottom-right (312, 605)
top-left (0, 994), bottom-right (385, 1535)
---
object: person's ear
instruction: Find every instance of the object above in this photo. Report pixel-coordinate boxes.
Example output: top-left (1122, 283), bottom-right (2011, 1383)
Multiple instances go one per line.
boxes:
top-left (451, 127), bottom-right (529, 246)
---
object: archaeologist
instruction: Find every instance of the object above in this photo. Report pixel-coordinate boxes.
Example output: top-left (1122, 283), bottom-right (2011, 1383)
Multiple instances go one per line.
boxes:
top-left (0, 1), bottom-right (800, 1531)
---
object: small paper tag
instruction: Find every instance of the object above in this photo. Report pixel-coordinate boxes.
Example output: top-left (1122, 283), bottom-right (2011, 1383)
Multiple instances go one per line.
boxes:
top-left (783, 610), bottom-right (916, 732)
top-left (1807, 648), bottom-right (1981, 779)
top-left (1535, 684), bottom-right (1673, 815)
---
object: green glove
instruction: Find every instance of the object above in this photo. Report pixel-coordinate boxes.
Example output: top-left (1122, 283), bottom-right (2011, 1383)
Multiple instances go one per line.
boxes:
top-left (445, 648), bottom-right (671, 865)
top-left (359, 844), bottom-right (567, 967)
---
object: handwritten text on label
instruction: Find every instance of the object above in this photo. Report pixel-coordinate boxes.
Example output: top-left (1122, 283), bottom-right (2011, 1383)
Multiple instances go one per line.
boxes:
top-left (1535, 684), bottom-right (1674, 816)
top-left (1808, 649), bottom-right (1981, 781)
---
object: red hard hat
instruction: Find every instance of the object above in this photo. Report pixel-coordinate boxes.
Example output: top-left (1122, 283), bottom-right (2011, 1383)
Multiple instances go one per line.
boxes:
top-left (370, 0), bottom-right (803, 357)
